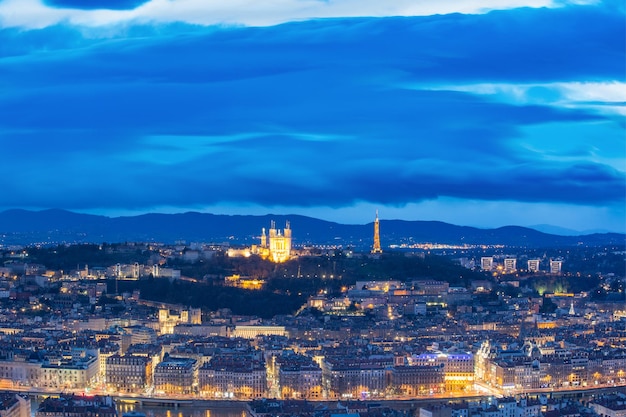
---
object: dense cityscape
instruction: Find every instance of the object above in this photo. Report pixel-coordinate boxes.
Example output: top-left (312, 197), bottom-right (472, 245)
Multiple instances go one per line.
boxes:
top-left (1, 0), bottom-right (623, 415)
top-left (0, 217), bottom-right (623, 417)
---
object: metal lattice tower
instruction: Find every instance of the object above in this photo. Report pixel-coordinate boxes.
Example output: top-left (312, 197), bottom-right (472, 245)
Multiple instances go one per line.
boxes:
top-left (371, 210), bottom-right (382, 254)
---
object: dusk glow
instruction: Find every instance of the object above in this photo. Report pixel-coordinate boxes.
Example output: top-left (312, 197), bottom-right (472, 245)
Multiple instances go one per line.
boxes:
top-left (0, 0), bottom-right (624, 232)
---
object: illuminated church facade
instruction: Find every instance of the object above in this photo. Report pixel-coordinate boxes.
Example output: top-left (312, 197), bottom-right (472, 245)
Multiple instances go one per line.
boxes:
top-left (256, 220), bottom-right (292, 263)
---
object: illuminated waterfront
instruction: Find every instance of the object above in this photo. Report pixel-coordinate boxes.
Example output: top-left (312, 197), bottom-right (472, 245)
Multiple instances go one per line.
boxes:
top-left (117, 403), bottom-right (248, 417)
top-left (24, 384), bottom-right (626, 417)
top-left (29, 398), bottom-right (248, 417)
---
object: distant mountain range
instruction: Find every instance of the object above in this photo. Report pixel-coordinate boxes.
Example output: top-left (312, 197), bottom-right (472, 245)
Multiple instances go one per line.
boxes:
top-left (529, 224), bottom-right (611, 236)
top-left (0, 209), bottom-right (623, 248)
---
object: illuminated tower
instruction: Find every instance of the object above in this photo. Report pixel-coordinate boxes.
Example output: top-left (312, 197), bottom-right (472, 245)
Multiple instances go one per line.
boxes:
top-left (260, 227), bottom-right (267, 248)
top-left (527, 259), bottom-right (540, 272)
top-left (503, 258), bottom-right (517, 274)
top-left (481, 257), bottom-right (494, 271)
top-left (371, 210), bottom-right (382, 254)
top-left (269, 220), bottom-right (292, 263)
top-left (550, 259), bottom-right (562, 274)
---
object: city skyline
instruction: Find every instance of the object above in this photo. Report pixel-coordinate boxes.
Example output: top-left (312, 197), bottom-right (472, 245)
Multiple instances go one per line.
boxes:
top-left (0, 0), bottom-right (624, 233)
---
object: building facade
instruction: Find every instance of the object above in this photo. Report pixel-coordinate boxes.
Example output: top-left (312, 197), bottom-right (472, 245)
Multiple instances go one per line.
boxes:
top-left (391, 364), bottom-right (445, 396)
top-left (198, 355), bottom-right (266, 399)
top-left (154, 357), bottom-right (198, 395)
top-left (275, 353), bottom-right (323, 399)
top-left (105, 354), bottom-right (152, 392)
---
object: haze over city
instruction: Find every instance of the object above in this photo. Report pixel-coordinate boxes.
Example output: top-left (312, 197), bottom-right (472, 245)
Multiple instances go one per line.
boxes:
top-left (0, 0), bottom-right (624, 233)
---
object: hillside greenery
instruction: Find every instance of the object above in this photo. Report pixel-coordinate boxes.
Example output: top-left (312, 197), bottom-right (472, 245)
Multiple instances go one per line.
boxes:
top-left (10, 243), bottom-right (624, 318)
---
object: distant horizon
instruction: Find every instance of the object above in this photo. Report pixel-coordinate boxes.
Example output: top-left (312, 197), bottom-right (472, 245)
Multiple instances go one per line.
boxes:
top-left (1, 206), bottom-right (621, 236)
top-left (1, 0), bottom-right (623, 236)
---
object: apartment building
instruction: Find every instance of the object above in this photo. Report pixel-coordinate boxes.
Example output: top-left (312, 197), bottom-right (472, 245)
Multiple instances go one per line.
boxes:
top-left (105, 354), bottom-right (152, 392)
top-left (198, 354), bottom-right (266, 399)
top-left (154, 356), bottom-right (198, 395)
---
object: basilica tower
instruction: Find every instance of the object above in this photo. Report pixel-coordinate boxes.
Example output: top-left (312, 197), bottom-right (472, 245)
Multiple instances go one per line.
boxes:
top-left (268, 220), bottom-right (292, 263)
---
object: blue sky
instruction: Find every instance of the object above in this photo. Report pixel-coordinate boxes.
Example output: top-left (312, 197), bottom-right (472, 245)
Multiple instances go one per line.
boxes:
top-left (0, 0), bottom-right (624, 233)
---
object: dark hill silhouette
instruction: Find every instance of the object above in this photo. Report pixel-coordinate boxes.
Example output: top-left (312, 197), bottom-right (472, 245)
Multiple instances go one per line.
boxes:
top-left (0, 209), bottom-right (622, 248)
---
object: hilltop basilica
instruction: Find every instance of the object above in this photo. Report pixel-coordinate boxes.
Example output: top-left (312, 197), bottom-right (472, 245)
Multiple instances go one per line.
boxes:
top-left (226, 220), bottom-right (293, 263)
top-left (227, 211), bottom-right (381, 263)
top-left (254, 220), bottom-right (292, 263)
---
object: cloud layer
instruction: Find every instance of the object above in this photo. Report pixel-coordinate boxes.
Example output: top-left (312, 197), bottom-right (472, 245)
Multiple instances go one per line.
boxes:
top-left (0, 1), bottom-right (624, 231)
top-left (0, 0), bottom-right (602, 28)
top-left (42, 0), bottom-right (150, 11)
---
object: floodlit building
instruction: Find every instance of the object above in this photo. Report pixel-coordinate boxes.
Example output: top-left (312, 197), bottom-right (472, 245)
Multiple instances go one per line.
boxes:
top-left (113, 263), bottom-right (141, 279)
top-left (391, 364), bottom-right (445, 396)
top-left (151, 265), bottom-right (181, 279)
top-left (121, 325), bottom-right (157, 353)
top-left (481, 257), bottom-right (494, 271)
top-left (550, 260), bottom-right (563, 274)
top-left (275, 352), bottom-right (323, 399)
top-left (527, 259), bottom-right (541, 272)
top-left (251, 221), bottom-right (293, 263)
top-left (269, 221), bottom-right (292, 263)
top-left (154, 356), bottom-right (198, 395)
top-left (233, 325), bottom-right (287, 339)
top-left (105, 354), bottom-right (153, 392)
top-left (322, 357), bottom-right (389, 399)
top-left (409, 353), bottom-right (474, 392)
top-left (504, 258), bottom-right (517, 274)
top-left (158, 307), bottom-right (201, 334)
top-left (198, 354), bottom-right (266, 399)
top-left (40, 354), bottom-right (99, 390)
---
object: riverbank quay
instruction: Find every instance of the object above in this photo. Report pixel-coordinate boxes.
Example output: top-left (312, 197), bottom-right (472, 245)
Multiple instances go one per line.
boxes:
top-left (5, 384), bottom-right (626, 415)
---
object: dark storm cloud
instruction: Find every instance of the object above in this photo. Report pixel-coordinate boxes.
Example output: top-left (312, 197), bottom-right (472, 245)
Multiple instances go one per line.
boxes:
top-left (0, 1), bottom-right (623, 212)
top-left (43, 0), bottom-right (149, 10)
